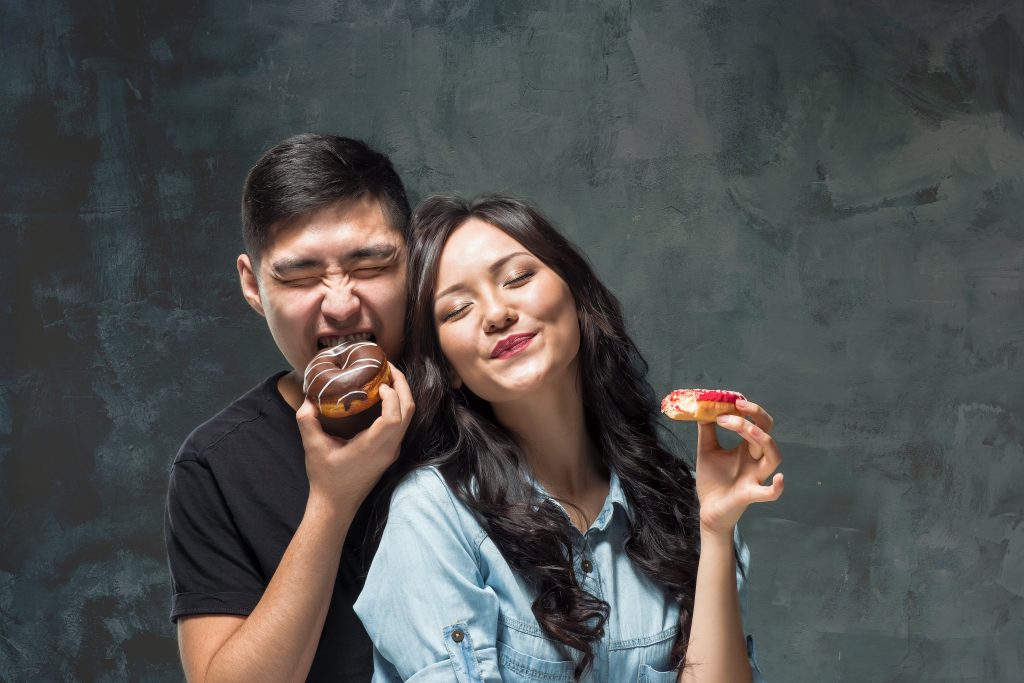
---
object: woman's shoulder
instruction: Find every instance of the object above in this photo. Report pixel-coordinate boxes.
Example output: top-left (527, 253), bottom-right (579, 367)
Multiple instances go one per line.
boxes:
top-left (387, 466), bottom-right (482, 535)
top-left (389, 465), bottom-right (451, 507)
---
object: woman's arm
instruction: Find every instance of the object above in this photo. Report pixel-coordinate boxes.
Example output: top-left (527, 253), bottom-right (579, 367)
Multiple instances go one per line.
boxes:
top-left (680, 525), bottom-right (751, 683)
top-left (354, 468), bottom-right (503, 683)
top-left (681, 398), bottom-right (783, 682)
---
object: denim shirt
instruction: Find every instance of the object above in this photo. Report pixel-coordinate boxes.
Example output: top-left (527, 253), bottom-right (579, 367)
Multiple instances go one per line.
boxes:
top-left (354, 466), bottom-right (765, 682)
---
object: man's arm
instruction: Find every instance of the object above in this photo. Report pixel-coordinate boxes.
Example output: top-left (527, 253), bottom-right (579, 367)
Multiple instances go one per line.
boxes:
top-left (178, 493), bottom-right (350, 683)
top-left (177, 367), bottom-right (414, 683)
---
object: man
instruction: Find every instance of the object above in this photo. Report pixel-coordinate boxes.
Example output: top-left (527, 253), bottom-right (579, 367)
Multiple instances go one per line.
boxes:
top-left (164, 134), bottom-right (415, 682)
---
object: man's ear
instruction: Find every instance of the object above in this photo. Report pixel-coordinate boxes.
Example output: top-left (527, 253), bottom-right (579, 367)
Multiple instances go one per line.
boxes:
top-left (237, 254), bottom-right (266, 317)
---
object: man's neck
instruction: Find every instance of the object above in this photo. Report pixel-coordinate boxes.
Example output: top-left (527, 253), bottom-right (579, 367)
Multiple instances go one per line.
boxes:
top-left (277, 370), bottom-right (305, 411)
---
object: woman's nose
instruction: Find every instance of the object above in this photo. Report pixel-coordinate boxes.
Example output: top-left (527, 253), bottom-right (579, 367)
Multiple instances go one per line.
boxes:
top-left (483, 298), bottom-right (517, 333)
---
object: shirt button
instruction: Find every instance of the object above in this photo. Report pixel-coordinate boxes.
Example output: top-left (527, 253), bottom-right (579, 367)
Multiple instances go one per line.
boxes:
top-left (451, 629), bottom-right (465, 643)
top-left (581, 559), bottom-right (593, 573)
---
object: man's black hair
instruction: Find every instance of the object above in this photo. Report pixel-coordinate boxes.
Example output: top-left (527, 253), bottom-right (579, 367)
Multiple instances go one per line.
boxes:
top-left (241, 134), bottom-right (411, 264)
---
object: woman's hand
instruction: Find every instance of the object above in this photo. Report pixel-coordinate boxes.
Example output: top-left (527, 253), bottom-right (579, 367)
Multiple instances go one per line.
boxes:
top-left (695, 398), bottom-right (784, 536)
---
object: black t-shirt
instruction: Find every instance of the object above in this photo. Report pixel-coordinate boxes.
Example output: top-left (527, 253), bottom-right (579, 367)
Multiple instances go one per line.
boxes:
top-left (164, 372), bottom-right (379, 681)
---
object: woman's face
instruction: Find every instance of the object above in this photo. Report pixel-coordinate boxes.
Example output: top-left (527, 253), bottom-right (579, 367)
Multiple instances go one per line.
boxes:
top-left (432, 218), bottom-right (580, 405)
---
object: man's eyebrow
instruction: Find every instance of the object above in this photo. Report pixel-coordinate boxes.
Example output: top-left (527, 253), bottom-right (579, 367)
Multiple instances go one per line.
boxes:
top-left (270, 244), bottom-right (400, 276)
top-left (348, 244), bottom-right (399, 261)
top-left (271, 257), bottom-right (323, 276)
top-left (435, 251), bottom-right (531, 300)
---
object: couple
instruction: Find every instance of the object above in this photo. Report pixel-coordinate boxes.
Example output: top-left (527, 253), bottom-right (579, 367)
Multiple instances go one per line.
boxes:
top-left (165, 134), bottom-right (784, 682)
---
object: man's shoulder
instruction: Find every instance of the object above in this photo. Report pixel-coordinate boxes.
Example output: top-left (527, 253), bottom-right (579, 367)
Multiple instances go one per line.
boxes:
top-left (174, 372), bottom-right (291, 465)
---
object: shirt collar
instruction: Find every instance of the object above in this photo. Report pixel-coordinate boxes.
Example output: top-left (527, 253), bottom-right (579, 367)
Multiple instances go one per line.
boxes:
top-left (529, 468), bottom-right (632, 533)
top-left (593, 469), bottom-right (632, 531)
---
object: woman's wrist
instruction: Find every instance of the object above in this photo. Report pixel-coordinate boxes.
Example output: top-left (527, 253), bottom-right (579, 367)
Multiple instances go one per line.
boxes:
top-left (699, 522), bottom-right (736, 549)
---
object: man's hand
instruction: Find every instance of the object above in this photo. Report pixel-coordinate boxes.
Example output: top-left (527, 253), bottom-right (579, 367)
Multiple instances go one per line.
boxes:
top-left (178, 364), bottom-right (414, 683)
top-left (296, 362), bottom-right (415, 516)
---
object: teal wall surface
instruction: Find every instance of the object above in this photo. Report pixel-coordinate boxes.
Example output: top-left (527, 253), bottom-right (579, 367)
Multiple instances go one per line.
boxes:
top-left (2, 1), bottom-right (1022, 680)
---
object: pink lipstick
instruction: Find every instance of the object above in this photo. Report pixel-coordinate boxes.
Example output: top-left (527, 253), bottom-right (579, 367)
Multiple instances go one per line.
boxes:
top-left (490, 333), bottom-right (535, 359)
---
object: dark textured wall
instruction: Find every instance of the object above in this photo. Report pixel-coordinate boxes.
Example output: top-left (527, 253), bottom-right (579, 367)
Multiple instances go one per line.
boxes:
top-left (3, 1), bottom-right (1022, 680)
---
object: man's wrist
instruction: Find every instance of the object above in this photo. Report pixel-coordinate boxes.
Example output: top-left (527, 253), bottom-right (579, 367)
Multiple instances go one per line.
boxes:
top-left (304, 489), bottom-right (359, 535)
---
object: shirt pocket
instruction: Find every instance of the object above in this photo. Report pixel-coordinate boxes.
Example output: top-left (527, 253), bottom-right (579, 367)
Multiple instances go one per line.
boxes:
top-left (611, 623), bottom-right (679, 673)
top-left (637, 663), bottom-right (678, 683)
top-left (497, 640), bottom-right (575, 682)
top-left (497, 615), bottom-right (575, 682)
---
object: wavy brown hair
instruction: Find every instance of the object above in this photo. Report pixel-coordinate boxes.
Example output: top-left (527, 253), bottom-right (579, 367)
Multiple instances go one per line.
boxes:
top-left (401, 195), bottom-right (700, 678)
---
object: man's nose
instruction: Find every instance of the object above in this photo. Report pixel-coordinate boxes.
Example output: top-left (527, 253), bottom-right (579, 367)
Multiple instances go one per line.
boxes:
top-left (321, 280), bottom-right (360, 324)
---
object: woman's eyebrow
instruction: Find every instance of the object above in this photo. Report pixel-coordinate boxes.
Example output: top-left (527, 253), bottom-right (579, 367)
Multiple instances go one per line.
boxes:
top-left (435, 251), bottom-right (531, 299)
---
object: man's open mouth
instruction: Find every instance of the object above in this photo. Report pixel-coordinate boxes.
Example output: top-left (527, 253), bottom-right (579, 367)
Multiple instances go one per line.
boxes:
top-left (317, 332), bottom-right (375, 349)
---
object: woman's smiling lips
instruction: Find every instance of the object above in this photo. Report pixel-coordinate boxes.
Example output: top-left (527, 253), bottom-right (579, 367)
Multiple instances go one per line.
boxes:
top-left (490, 332), bottom-right (536, 359)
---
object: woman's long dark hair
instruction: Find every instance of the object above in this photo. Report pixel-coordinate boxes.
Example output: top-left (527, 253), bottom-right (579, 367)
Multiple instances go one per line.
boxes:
top-left (401, 195), bottom-right (700, 678)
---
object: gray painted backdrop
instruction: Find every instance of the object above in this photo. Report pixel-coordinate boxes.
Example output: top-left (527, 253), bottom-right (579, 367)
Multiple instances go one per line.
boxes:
top-left (2, 0), bottom-right (1022, 680)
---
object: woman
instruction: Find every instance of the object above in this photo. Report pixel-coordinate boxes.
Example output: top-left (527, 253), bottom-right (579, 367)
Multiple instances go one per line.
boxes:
top-left (354, 195), bottom-right (784, 682)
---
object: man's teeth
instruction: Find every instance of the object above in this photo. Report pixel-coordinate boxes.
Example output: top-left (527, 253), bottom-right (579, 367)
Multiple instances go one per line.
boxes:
top-left (319, 332), bottom-right (373, 348)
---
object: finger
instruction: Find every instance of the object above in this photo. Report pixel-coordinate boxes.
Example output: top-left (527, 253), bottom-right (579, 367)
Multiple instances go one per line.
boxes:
top-left (378, 383), bottom-right (400, 424)
top-left (697, 420), bottom-right (721, 453)
top-left (739, 473), bottom-right (784, 507)
top-left (387, 364), bottom-right (416, 427)
top-left (735, 398), bottom-right (773, 434)
top-left (755, 437), bottom-right (783, 479)
top-left (716, 414), bottom-right (769, 460)
top-left (750, 472), bottom-right (785, 503)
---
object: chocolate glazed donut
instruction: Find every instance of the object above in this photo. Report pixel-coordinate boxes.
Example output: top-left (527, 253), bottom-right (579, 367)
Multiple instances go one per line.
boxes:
top-left (303, 341), bottom-right (392, 438)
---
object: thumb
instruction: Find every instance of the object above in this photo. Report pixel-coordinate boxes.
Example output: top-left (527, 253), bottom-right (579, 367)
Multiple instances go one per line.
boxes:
top-left (295, 398), bottom-right (324, 437)
top-left (697, 421), bottom-right (721, 453)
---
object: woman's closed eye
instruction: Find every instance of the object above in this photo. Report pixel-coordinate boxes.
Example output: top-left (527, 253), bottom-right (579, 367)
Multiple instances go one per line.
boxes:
top-left (440, 301), bottom-right (472, 322)
top-left (504, 270), bottom-right (535, 287)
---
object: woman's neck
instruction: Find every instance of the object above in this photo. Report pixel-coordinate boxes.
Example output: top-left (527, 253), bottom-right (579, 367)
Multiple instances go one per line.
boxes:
top-left (491, 373), bottom-right (604, 501)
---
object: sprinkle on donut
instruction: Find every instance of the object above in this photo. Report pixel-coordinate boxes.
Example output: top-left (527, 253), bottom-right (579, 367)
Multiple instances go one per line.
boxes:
top-left (661, 388), bottom-right (746, 422)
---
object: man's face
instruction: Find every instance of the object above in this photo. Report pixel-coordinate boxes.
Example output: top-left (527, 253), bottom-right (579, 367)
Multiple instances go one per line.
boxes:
top-left (238, 196), bottom-right (407, 385)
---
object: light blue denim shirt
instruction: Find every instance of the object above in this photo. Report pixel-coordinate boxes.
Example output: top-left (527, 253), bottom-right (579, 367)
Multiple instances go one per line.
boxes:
top-left (354, 466), bottom-right (765, 682)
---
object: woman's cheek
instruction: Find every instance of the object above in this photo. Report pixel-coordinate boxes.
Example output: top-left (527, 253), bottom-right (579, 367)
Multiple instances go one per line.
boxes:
top-left (440, 325), bottom-right (476, 381)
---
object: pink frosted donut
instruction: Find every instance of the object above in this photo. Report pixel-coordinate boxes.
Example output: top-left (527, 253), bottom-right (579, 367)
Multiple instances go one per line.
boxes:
top-left (661, 389), bottom-right (745, 423)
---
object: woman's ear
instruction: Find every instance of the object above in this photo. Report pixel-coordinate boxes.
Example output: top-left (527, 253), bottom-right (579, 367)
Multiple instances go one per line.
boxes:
top-left (450, 371), bottom-right (463, 390)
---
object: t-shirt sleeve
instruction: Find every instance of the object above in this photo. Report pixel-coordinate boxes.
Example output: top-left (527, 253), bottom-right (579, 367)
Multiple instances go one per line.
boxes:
top-left (354, 469), bottom-right (502, 683)
top-left (164, 454), bottom-right (265, 622)
top-left (735, 526), bottom-right (767, 682)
